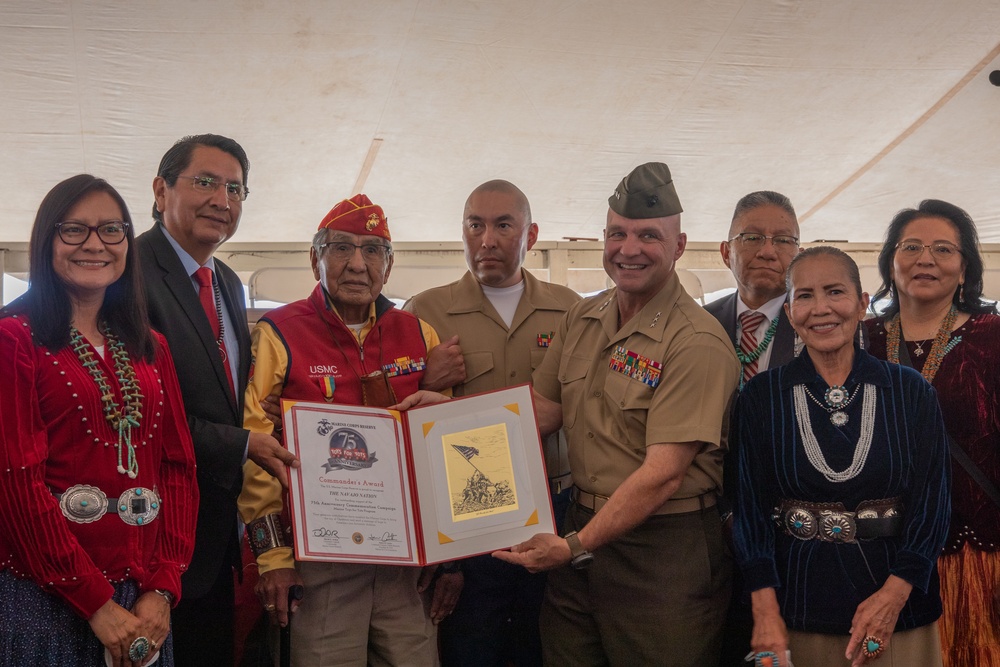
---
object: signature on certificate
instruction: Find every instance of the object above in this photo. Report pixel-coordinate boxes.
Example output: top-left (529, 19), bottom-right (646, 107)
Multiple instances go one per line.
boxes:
top-left (312, 526), bottom-right (339, 538)
top-left (368, 531), bottom-right (399, 542)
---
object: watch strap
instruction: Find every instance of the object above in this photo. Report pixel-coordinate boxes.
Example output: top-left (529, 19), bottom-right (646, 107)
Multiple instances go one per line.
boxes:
top-left (565, 531), bottom-right (586, 558)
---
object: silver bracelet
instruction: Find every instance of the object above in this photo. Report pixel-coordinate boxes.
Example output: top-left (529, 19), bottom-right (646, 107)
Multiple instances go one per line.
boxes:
top-left (248, 513), bottom-right (287, 557)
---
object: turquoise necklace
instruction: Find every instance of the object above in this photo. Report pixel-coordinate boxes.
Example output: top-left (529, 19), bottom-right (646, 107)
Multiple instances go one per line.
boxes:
top-left (735, 315), bottom-right (779, 366)
top-left (70, 325), bottom-right (144, 478)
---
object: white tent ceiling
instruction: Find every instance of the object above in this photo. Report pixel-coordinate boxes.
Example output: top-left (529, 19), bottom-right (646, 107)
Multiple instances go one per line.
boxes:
top-left (2, 0), bottom-right (999, 247)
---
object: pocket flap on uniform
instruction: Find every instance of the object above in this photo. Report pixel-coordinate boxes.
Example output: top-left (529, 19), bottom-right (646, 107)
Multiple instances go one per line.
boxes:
top-left (463, 351), bottom-right (495, 383)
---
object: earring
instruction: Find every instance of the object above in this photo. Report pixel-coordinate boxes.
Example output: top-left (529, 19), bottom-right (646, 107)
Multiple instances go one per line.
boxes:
top-left (959, 283), bottom-right (965, 304)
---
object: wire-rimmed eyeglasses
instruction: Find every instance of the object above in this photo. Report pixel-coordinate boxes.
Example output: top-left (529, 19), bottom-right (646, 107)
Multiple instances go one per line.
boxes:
top-left (894, 240), bottom-right (962, 259)
top-left (727, 232), bottom-right (799, 253)
top-left (317, 241), bottom-right (391, 264)
top-left (176, 175), bottom-right (249, 202)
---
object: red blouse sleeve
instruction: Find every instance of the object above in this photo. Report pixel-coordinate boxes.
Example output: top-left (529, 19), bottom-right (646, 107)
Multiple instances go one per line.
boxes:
top-left (0, 319), bottom-right (114, 617)
top-left (141, 334), bottom-right (199, 603)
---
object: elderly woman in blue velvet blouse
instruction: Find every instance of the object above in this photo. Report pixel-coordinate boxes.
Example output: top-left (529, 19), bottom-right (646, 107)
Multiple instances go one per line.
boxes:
top-left (733, 246), bottom-right (950, 667)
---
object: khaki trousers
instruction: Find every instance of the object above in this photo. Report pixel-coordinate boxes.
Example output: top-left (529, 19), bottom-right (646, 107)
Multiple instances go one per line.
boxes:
top-left (290, 560), bottom-right (437, 667)
top-left (788, 622), bottom-right (942, 667)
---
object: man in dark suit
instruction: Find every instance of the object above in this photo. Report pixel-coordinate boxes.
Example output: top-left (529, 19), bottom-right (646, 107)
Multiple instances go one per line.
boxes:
top-left (705, 190), bottom-right (800, 666)
top-left (705, 191), bottom-right (800, 377)
top-left (137, 134), bottom-right (297, 666)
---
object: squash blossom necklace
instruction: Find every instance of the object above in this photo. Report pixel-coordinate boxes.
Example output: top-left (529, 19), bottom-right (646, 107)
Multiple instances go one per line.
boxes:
top-left (70, 325), bottom-right (143, 478)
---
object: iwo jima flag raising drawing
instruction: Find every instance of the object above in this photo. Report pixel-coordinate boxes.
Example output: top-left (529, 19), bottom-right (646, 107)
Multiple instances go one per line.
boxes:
top-left (450, 444), bottom-right (516, 516)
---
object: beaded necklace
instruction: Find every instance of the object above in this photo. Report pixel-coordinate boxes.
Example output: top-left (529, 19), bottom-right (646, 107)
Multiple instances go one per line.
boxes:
top-left (793, 383), bottom-right (877, 483)
top-left (70, 325), bottom-right (143, 478)
top-left (885, 306), bottom-right (960, 385)
top-left (735, 315), bottom-right (779, 366)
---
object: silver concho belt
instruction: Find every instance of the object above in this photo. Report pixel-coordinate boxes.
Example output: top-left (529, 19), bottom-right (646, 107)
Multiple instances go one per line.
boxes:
top-left (774, 497), bottom-right (903, 544)
top-left (57, 484), bottom-right (162, 526)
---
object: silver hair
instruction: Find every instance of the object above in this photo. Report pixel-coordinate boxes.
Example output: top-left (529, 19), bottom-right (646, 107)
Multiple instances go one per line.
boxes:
top-left (731, 191), bottom-right (796, 223)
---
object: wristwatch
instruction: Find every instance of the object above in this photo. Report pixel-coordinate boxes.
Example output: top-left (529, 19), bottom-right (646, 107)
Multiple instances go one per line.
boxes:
top-left (564, 531), bottom-right (594, 569)
top-left (154, 589), bottom-right (175, 606)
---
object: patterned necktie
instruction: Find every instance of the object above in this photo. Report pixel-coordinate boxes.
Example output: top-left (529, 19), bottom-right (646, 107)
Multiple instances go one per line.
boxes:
top-left (194, 266), bottom-right (235, 395)
top-left (738, 310), bottom-right (768, 385)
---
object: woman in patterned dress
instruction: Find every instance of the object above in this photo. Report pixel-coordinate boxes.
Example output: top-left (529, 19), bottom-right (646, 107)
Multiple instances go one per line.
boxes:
top-left (866, 199), bottom-right (1000, 667)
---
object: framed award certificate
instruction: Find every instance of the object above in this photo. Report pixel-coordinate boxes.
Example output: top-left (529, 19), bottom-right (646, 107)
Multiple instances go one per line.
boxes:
top-left (281, 384), bottom-right (555, 565)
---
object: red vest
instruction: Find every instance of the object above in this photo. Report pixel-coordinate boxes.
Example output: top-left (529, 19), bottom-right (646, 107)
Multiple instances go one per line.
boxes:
top-left (263, 285), bottom-right (429, 405)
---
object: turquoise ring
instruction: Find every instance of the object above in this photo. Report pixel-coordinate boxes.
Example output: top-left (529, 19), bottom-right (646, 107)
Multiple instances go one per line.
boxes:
top-left (861, 634), bottom-right (885, 659)
top-left (129, 636), bottom-right (151, 662)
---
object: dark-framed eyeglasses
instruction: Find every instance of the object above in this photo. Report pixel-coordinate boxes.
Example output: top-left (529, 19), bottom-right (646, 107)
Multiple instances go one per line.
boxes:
top-left (317, 241), bottom-right (391, 264)
top-left (176, 175), bottom-right (249, 202)
top-left (55, 221), bottom-right (130, 245)
top-left (727, 232), bottom-right (799, 252)
top-left (894, 240), bottom-right (962, 259)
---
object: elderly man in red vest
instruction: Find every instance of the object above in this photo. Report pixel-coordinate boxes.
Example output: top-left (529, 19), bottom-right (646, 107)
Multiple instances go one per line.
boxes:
top-left (238, 194), bottom-right (446, 666)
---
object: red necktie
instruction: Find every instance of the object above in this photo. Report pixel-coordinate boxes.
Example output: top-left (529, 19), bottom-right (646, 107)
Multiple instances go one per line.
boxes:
top-left (194, 266), bottom-right (235, 395)
top-left (739, 310), bottom-right (767, 385)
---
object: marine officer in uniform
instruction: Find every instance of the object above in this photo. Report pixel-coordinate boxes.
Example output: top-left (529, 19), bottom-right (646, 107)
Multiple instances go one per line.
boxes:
top-left (494, 162), bottom-right (740, 666)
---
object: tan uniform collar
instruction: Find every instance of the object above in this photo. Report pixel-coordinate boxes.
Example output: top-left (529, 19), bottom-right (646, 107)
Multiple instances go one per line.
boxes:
top-left (448, 269), bottom-right (571, 315)
top-left (587, 272), bottom-right (683, 345)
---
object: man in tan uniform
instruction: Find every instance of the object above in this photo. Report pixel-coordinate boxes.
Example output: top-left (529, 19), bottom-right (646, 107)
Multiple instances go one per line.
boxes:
top-left (404, 179), bottom-right (580, 666)
top-left (495, 162), bottom-right (740, 666)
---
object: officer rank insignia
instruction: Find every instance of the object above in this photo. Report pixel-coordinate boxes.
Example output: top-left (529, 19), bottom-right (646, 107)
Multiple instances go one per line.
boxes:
top-left (537, 332), bottom-right (553, 347)
top-left (383, 356), bottom-right (426, 378)
top-left (609, 346), bottom-right (662, 388)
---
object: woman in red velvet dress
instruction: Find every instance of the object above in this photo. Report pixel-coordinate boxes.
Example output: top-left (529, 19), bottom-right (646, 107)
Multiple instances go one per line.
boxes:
top-left (0, 175), bottom-right (197, 666)
top-left (866, 199), bottom-right (1000, 667)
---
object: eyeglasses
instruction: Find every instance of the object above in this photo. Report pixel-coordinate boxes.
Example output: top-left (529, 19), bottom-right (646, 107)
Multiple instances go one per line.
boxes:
top-left (176, 175), bottom-right (249, 202)
top-left (318, 241), bottom-right (391, 264)
top-left (728, 232), bottom-right (799, 252)
top-left (55, 221), bottom-right (130, 245)
top-left (895, 240), bottom-right (962, 259)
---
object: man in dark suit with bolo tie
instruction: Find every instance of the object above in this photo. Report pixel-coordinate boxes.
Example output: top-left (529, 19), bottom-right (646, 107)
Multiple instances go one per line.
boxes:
top-left (704, 190), bottom-right (800, 666)
top-left (137, 134), bottom-right (298, 666)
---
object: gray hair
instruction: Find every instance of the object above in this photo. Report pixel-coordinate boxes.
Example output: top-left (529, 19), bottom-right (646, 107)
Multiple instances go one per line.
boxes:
top-left (731, 190), bottom-right (796, 222)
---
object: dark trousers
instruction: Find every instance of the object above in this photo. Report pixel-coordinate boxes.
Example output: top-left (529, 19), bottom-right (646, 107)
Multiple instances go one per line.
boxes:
top-left (439, 556), bottom-right (547, 667)
top-left (719, 569), bottom-right (754, 666)
top-left (171, 564), bottom-right (236, 667)
top-left (541, 502), bottom-right (731, 667)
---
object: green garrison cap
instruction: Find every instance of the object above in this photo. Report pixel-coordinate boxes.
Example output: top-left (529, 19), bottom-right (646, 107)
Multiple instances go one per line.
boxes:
top-left (608, 162), bottom-right (683, 219)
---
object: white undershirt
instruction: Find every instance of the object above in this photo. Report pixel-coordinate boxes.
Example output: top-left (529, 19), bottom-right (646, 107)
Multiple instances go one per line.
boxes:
top-left (481, 281), bottom-right (526, 328)
top-left (735, 293), bottom-right (787, 372)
